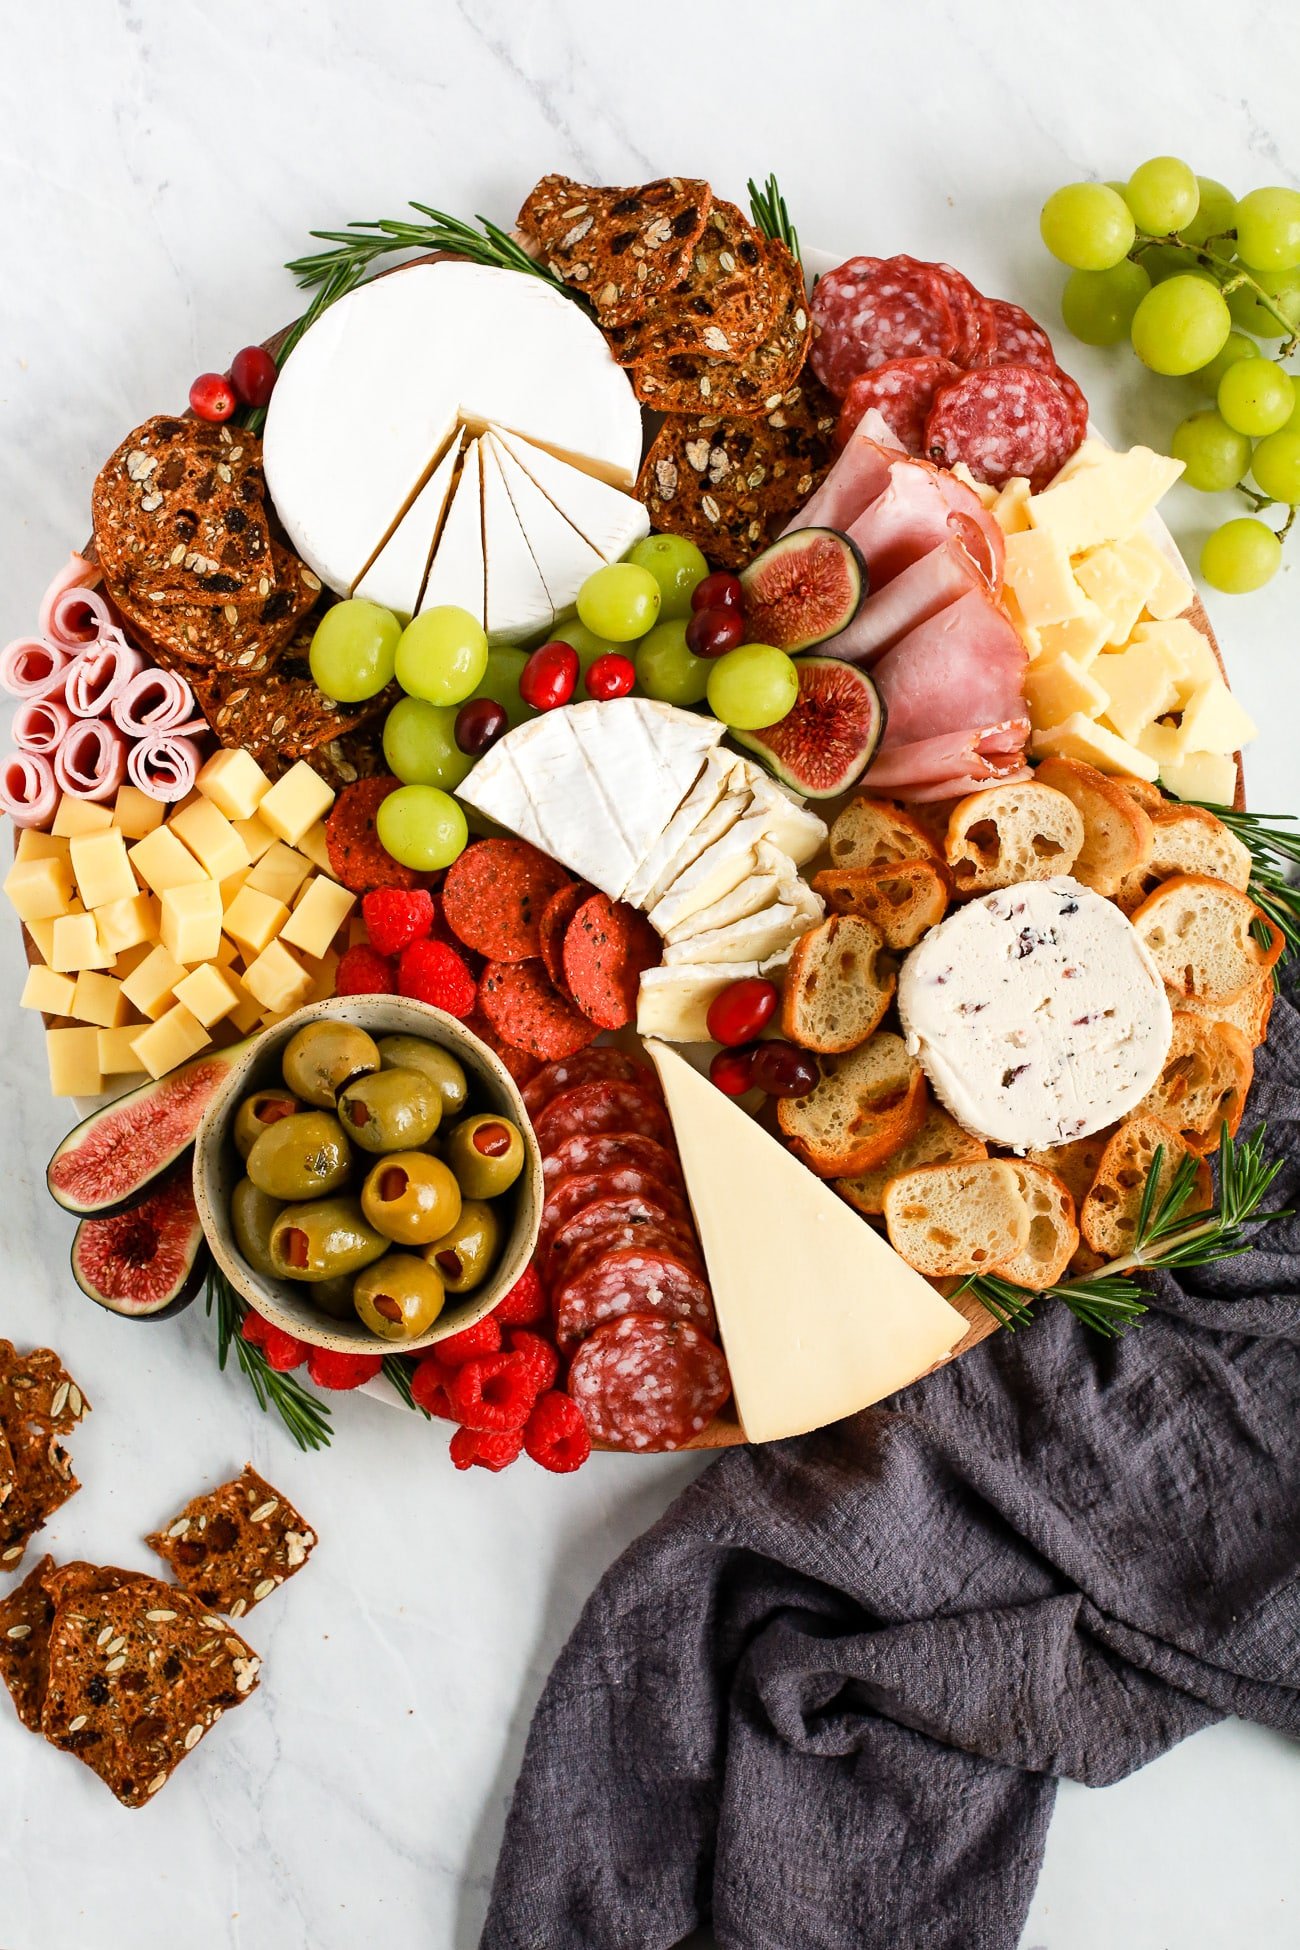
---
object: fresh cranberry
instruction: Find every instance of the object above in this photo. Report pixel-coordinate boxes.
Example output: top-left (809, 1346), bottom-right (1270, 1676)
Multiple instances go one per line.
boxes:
top-left (188, 372), bottom-right (237, 422)
top-left (585, 652), bottom-right (636, 700)
top-left (685, 606), bottom-right (745, 659)
top-left (455, 697), bottom-right (508, 755)
top-left (710, 1045), bottom-right (758, 1096)
top-left (230, 345), bottom-right (278, 409)
top-left (691, 572), bottom-right (744, 614)
top-left (706, 976), bottom-right (779, 1047)
top-left (519, 640), bottom-right (580, 712)
top-left (750, 1040), bottom-right (820, 1099)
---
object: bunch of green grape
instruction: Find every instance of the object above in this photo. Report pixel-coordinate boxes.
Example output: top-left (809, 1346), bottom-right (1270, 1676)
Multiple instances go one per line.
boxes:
top-left (1040, 159), bottom-right (1300, 592)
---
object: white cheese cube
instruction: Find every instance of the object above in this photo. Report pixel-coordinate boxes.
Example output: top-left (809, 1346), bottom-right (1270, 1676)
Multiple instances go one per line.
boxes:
top-left (1174, 678), bottom-right (1258, 756)
top-left (1160, 749), bottom-right (1237, 806)
top-left (1094, 641), bottom-right (1181, 744)
top-left (1027, 446), bottom-right (1184, 556)
top-left (1026, 653), bottom-right (1109, 730)
top-left (1030, 713), bottom-right (1159, 781)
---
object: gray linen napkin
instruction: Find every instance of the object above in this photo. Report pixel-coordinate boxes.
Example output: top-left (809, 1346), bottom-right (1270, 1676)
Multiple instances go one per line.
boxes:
top-left (481, 982), bottom-right (1300, 1950)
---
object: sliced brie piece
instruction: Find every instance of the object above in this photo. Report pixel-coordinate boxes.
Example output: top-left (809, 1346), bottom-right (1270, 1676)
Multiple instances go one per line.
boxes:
top-left (664, 868), bottom-right (781, 945)
top-left (353, 435), bottom-right (463, 617)
top-left (484, 428), bottom-right (604, 613)
top-left (761, 843), bottom-right (825, 929)
top-left (636, 961), bottom-right (764, 1043)
top-left (480, 437), bottom-right (554, 644)
top-left (663, 900), bottom-right (804, 966)
top-left (648, 811), bottom-right (772, 938)
top-left (493, 426), bottom-right (649, 564)
top-left (729, 758), bottom-right (828, 864)
top-left (419, 441), bottom-right (485, 626)
top-left (642, 791), bottom-right (751, 915)
top-left (621, 748), bottom-right (742, 910)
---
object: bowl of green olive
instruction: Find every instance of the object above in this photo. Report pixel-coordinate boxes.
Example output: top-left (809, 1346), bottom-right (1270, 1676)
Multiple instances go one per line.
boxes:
top-left (193, 996), bottom-right (543, 1353)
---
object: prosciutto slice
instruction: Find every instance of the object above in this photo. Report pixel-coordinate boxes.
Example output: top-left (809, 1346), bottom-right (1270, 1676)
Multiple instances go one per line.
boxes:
top-left (39, 554), bottom-right (116, 651)
top-left (865, 722), bottom-right (1032, 798)
top-left (871, 590), bottom-right (1027, 750)
top-left (53, 720), bottom-right (127, 801)
top-left (0, 752), bottom-right (59, 827)
top-left (782, 410), bottom-right (900, 536)
top-left (824, 538), bottom-right (989, 666)
top-left (848, 458), bottom-right (1005, 593)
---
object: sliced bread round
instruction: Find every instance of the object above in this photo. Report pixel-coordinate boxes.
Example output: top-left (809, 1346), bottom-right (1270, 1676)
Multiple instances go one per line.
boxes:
top-left (778, 1030), bottom-right (926, 1178)
top-left (1131, 873), bottom-right (1281, 1005)
top-left (1023, 1127), bottom-right (1115, 1208)
top-left (1080, 1113), bottom-right (1212, 1259)
top-left (882, 1159), bottom-right (1031, 1277)
top-left (781, 914), bottom-right (894, 1054)
top-left (944, 781), bottom-right (1085, 895)
top-left (1136, 1010), bottom-right (1254, 1153)
top-left (811, 859), bottom-right (950, 949)
top-left (1115, 805), bottom-right (1252, 913)
top-left (835, 1102), bottom-right (988, 1217)
top-left (1033, 756), bottom-right (1154, 898)
top-left (828, 796), bottom-right (941, 872)
top-left (993, 1162), bottom-right (1079, 1289)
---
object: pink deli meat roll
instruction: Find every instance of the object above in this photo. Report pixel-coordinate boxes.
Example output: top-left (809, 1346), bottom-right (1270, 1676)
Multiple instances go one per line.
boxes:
top-left (0, 751), bottom-right (59, 827)
top-left (53, 719), bottom-right (127, 801)
top-left (39, 554), bottom-right (117, 652)
top-left (12, 695), bottom-right (72, 756)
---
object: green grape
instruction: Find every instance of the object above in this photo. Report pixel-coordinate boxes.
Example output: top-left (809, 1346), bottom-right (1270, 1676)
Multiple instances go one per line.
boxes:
top-left (635, 619), bottom-right (711, 706)
top-left (394, 606), bottom-right (489, 707)
top-left (467, 647), bottom-right (533, 732)
top-left (382, 696), bottom-right (473, 790)
top-left (1039, 183), bottom-right (1136, 270)
top-left (1201, 518), bottom-right (1283, 593)
top-left (1190, 329), bottom-right (1257, 394)
top-left (1183, 177), bottom-right (1237, 246)
top-left (308, 600), bottom-right (401, 703)
top-left (1124, 156), bottom-right (1199, 235)
top-left (1282, 390), bottom-right (1300, 437)
top-left (1061, 262), bottom-right (1150, 344)
top-left (576, 562), bottom-right (661, 641)
top-left (375, 784), bottom-right (468, 871)
top-left (1217, 358), bottom-right (1296, 437)
top-left (1227, 267), bottom-right (1300, 340)
top-left (1140, 243), bottom-right (1214, 284)
top-left (625, 533), bottom-right (709, 620)
top-left (1233, 186), bottom-right (1300, 272)
top-left (1169, 411), bottom-right (1251, 491)
top-left (706, 644), bottom-right (799, 730)
top-left (1130, 276), bottom-right (1231, 375)
top-left (546, 616), bottom-right (617, 675)
top-left (1250, 430), bottom-right (1300, 504)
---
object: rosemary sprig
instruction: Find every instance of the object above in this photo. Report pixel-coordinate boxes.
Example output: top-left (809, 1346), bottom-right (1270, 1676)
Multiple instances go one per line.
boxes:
top-left (381, 1353), bottom-right (430, 1418)
top-left (748, 174), bottom-right (801, 264)
top-left (286, 203), bottom-right (569, 305)
top-left (204, 1266), bottom-right (334, 1452)
top-left (961, 1122), bottom-right (1289, 1339)
top-left (1189, 803), bottom-right (1300, 966)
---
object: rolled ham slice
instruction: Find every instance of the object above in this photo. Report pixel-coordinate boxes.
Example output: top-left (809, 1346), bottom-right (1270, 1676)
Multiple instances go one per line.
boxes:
top-left (783, 411), bottom-right (901, 536)
top-left (0, 637), bottom-right (75, 700)
top-left (12, 696), bottom-right (72, 756)
top-left (871, 590), bottom-right (1028, 752)
top-left (111, 666), bottom-right (200, 737)
top-left (824, 538), bottom-right (988, 666)
top-left (39, 554), bottom-right (115, 651)
top-left (63, 636), bottom-right (145, 718)
top-left (53, 720), bottom-right (127, 801)
top-left (848, 459), bottom-right (1005, 593)
top-left (900, 765), bottom-right (1034, 803)
top-left (127, 734), bottom-right (202, 802)
top-left (865, 721), bottom-right (1032, 795)
top-left (0, 751), bottom-right (59, 827)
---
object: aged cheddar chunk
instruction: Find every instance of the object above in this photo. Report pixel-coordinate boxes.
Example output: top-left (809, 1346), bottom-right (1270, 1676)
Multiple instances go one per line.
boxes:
top-left (279, 876), bottom-right (355, 959)
top-left (1027, 446), bottom-right (1184, 556)
top-left (70, 828), bottom-right (138, 910)
top-left (1174, 678), bottom-right (1258, 757)
top-left (131, 1004), bottom-right (210, 1079)
top-left (110, 783), bottom-right (165, 840)
top-left (1003, 529), bottom-right (1089, 629)
top-left (95, 892), bottom-right (158, 958)
top-left (257, 762), bottom-right (335, 847)
top-left (1030, 713), bottom-right (1159, 781)
top-left (1094, 640), bottom-right (1181, 744)
top-left (242, 940), bottom-right (313, 1015)
top-left (160, 881), bottom-right (224, 966)
top-left (245, 842), bottom-right (312, 905)
top-left (168, 797), bottom-right (251, 883)
top-left (1036, 602), bottom-right (1110, 670)
top-left (1072, 539), bottom-right (1162, 648)
top-left (1159, 749), bottom-right (1236, 806)
top-left (196, 747), bottom-right (272, 822)
top-left (97, 1026), bottom-right (148, 1076)
top-left (224, 885), bottom-right (290, 956)
top-left (46, 1026), bottom-right (104, 1097)
top-left (119, 943), bottom-right (187, 1022)
top-left (1025, 652), bottom-right (1109, 730)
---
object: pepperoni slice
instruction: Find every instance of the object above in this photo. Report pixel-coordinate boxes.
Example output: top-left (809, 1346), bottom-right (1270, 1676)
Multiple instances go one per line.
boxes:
top-left (533, 1078), bottom-right (674, 1157)
top-left (538, 881), bottom-right (592, 992)
top-left (477, 961), bottom-right (600, 1063)
top-left (553, 1247), bottom-right (715, 1354)
top-left (979, 298), bottom-right (1058, 375)
top-left (562, 894), bottom-right (661, 1032)
top-left (567, 1315), bottom-right (731, 1451)
top-left (835, 356), bottom-right (962, 456)
top-left (541, 1167), bottom-right (690, 1249)
top-left (924, 365), bottom-right (1083, 492)
top-left (810, 256), bottom-right (959, 399)
top-left (541, 1132), bottom-right (683, 1190)
top-left (461, 1011), bottom-right (544, 1090)
top-left (522, 1048), bottom-right (655, 1120)
top-left (441, 840), bottom-right (573, 962)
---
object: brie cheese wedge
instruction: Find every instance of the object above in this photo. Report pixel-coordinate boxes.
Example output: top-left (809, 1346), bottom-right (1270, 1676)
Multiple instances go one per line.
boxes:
top-left (419, 441), bottom-right (485, 625)
top-left (353, 435), bottom-right (462, 618)
top-left (662, 900), bottom-right (804, 966)
top-left (492, 426), bottom-right (649, 564)
top-left (621, 750), bottom-right (743, 910)
top-left (730, 758), bottom-right (828, 864)
top-left (483, 428), bottom-right (604, 613)
top-left (663, 867), bottom-right (781, 945)
top-left (647, 811), bottom-right (772, 938)
top-left (480, 437), bottom-right (554, 643)
top-left (636, 962), bottom-right (764, 1043)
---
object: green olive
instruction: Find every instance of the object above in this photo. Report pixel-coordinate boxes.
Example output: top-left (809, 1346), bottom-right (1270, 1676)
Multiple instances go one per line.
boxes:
top-left (233, 1089), bottom-right (302, 1161)
top-left (337, 1067), bottom-right (441, 1154)
top-left (268, 1197), bottom-right (388, 1282)
top-left (353, 1254), bottom-right (445, 1340)
top-left (360, 1151), bottom-right (462, 1246)
top-left (281, 1020), bottom-right (381, 1108)
top-left (246, 1111), bottom-right (352, 1201)
top-left (378, 1036), bottom-right (469, 1119)
top-left (444, 1113), bottom-right (525, 1199)
top-left (231, 1179), bottom-right (283, 1279)
top-left (303, 1274), bottom-right (359, 1321)
top-left (424, 1199), bottom-right (500, 1293)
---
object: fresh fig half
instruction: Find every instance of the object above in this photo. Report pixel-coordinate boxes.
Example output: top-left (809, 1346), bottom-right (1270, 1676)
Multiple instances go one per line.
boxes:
top-left (47, 1044), bottom-right (250, 1218)
top-left (71, 1166), bottom-right (208, 1320)
top-left (738, 529), bottom-right (866, 651)
top-left (734, 654), bottom-right (885, 798)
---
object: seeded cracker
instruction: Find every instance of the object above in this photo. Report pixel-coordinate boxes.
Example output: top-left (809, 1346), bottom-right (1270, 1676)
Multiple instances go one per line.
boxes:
top-left (190, 662), bottom-right (394, 777)
top-left (145, 1464), bottom-right (316, 1618)
top-left (636, 372), bottom-right (838, 571)
top-left (516, 173), bottom-right (713, 327)
top-left (107, 542), bottom-right (322, 677)
top-left (604, 201), bottom-right (775, 367)
top-left (0, 1559), bottom-right (144, 1736)
top-left (91, 415), bottom-right (274, 609)
top-left (630, 239), bottom-right (812, 414)
top-left (0, 1342), bottom-right (91, 1571)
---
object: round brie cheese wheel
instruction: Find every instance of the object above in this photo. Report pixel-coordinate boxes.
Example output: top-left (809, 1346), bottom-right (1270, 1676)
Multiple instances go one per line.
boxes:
top-left (897, 876), bottom-right (1173, 1149)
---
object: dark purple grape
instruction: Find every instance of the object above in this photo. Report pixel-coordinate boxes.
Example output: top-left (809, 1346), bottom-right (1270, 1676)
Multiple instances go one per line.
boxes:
top-left (685, 605), bottom-right (745, 659)
top-left (750, 1040), bottom-right (820, 1099)
top-left (454, 697), bottom-right (508, 756)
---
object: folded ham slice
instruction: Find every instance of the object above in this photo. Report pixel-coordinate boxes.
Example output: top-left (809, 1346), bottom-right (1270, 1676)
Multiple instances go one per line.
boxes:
top-left (53, 720), bottom-right (127, 801)
top-left (0, 752), bottom-right (58, 827)
top-left (848, 459), bottom-right (1005, 593)
top-left (782, 410), bottom-right (900, 536)
top-left (871, 588), bottom-right (1027, 747)
top-left (64, 637), bottom-right (145, 718)
top-left (823, 537), bottom-right (989, 666)
top-left (865, 722), bottom-right (1032, 798)
top-left (12, 696), bottom-right (72, 756)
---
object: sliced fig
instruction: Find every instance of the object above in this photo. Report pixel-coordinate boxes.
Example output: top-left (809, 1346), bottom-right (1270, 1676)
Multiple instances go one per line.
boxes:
top-left (71, 1167), bottom-right (208, 1320)
top-left (734, 654), bottom-right (885, 798)
top-left (738, 529), bottom-right (866, 651)
top-left (47, 1045), bottom-right (249, 1218)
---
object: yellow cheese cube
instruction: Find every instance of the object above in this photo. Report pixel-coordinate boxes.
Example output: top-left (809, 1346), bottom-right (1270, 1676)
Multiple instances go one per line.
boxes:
top-left (232, 814), bottom-right (277, 864)
top-left (305, 947), bottom-right (340, 1006)
top-left (46, 1026), bottom-right (104, 1097)
top-left (257, 761), bottom-right (335, 847)
top-left (97, 1026), bottom-right (147, 1076)
top-left (279, 876), bottom-right (356, 959)
top-left (111, 784), bottom-right (165, 840)
top-left (1003, 529), bottom-right (1089, 628)
top-left (1035, 601), bottom-right (1110, 670)
top-left (242, 940), bottom-right (313, 1015)
top-left (1174, 678), bottom-right (1258, 757)
top-left (20, 966), bottom-right (77, 1016)
top-left (173, 962), bottom-right (241, 1028)
top-left (223, 885), bottom-right (290, 956)
top-left (112, 939), bottom-right (156, 982)
top-left (214, 933), bottom-right (240, 970)
top-left (999, 588), bottom-right (1043, 660)
top-left (1094, 641), bottom-right (1181, 744)
top-left (130, 1004), bottom-right (210, 1080)
top-left (226, 974), bottom-right (266, 1035)
top-left (25, 916), bottom-right (61, 964)
top-left (15, 830), bottom-right (70, 864)
top-left (297, 821), bottom-right (333, 874)
top-left (1073, 539), bottom-right (1162, 648)
top-left (1160, 748), bottom-right (1237, 807)
top-left (196, 747), bottom-right (272, 822)
top-left (119, 944), bottom-right (187, 1022)
top-left (219, 870), bottom-right (248, 909)
top-left (245, 842), bottom-right (312, 905)
top-left (51, 796), bottom-right (113, 838)
top-left (950, 461), bottom-right (999, 508)
top-left (69, 827), bottom-right (138, 910)
top-left (3, 855), bottom-right (76, 923)
top-left (1117, 531), bottom-right (1193, 621)
top-left (1026, 446), bottom-right (1184, 557)
top-left (1135, 720), bottom-right (1184, 769)
top-left (71, 971), bottom-right (131, 1029)
top-left (1127, 619), bottom-right (1218, 709)
top-left (95, 892), bottom-right (158, 957)
top-left (160, 881), bottom-right (224, 966)
top-left (1025, 653), bottom-right (1109, 730)
top-left (128, 825), bottom-right (209, 896)
top-left (168, 797), bottom-right (251, 883)
top-left (991, 476), bottom-right (1032, 534)
top-left (1030, 713), bottom-right (1159, 781)
top-left (1048, 438), bottom-right (1108, 484)
top-left (51, 912), bottom-right (115, 973)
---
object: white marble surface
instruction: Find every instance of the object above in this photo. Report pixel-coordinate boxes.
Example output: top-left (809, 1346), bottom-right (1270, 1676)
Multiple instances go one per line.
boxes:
top-left (1, 3), bottom-right (1298, 1946)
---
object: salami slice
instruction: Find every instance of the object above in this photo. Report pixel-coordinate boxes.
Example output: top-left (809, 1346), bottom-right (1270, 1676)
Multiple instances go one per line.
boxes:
top-left (1049, 364), bottom-right (1090, 444)
top-left (533, 1079), bottom-right (674, 1157)
top-left (924, 365), bottom-right (1083, 492)
top-left (541, 1168), bottom-right (690, 1249)
top-left (926, 263), bottom-right (998, 366)
top-left (979, 298), bottom-right (1057, 375)
top-left (523, 1048), bottom-right (655, 1119)
top-left (810, 256), bottom-right (959, 399)
top-left (541, 1132), bottom-right (683, 1191)
top-left (553, 1247), bottom-right (715, 1354)
top-left (567, 1315), bottom-right (731, 1451)
top-left (835, 357), bottom-right (961, 456)
top-left (547, 1197), bottom-right (700, 1289)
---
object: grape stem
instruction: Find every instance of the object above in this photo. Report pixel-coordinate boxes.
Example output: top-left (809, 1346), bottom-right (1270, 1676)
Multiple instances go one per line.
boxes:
top-left (1130, 231), bottom-right (1300, 355)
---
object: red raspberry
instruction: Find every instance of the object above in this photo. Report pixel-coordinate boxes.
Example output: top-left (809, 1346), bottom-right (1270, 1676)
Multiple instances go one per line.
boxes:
top-left (241, 1310), bottom-right (270, 1348)
top-left (410, 1353), bottom-right (458, 1419)
top-left (449, 1426), bottom-right (523, 1472)
top-left (362, 887), bottom-right (434, 957)
top-left (490, 1262), bottom-right (546, 1326)
top-left (242, 1311), bottom-right (308, 1371)
top-left (447, 1351), bottom-right (537, 1431)
top-left (508, 1328), bottom-right (559, 1396)
top-left (524, 1391), bottom-right (592, 1473)
top-left (433, 1315), bottom-right (502, 1367)
top-left (335, 944), bottom-right (395, 996)
top-left (397, 938), bottom-right (477, 1017)
top-left (305, 1346), bottom-right (384, 1391)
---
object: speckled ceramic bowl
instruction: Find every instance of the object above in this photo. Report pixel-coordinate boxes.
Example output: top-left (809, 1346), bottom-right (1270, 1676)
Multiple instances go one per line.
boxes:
top-left (193, 995), bottom-right (541, 1354)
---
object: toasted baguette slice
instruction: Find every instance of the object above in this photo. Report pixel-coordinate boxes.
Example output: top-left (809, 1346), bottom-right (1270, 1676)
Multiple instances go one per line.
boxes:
top-left (1115, 805), bottom-right (1252, 913)
top-left (906, 798), bottom-right (961, 851)
top-left (1137, 1011), bottom-right (1254, 1153)
top-left (835, 1102), bottom-right (988, 1217)
top-left (994, 1163), bottom-right (1079, 1289)
top-left (1081, 1114), bottom-right (1212, 1258)
top-left (811, 859), bottom-right (950, 949)
top-left (828, 796), bottom-right (941, 872)
top-left (1023, 1127), bottom-right (1115, 1208)
top-left (883, 1159), bottom-right (1030, 1277)
top-left (1132, 874), bottom-right (1282, 1005)
top-left (781, 915), bottom-right (894, 1054)
top-left (1112, 774), bottom-right (1165, 813)
top-left (944, 781), bottom-right (1085, 894)
top-left (1033, 756), bottom-right (1154, 898)
top-left (1176, 966), bottom-right (1274, 1048)
top-left (778, 1030), bottom-right (925, 1177)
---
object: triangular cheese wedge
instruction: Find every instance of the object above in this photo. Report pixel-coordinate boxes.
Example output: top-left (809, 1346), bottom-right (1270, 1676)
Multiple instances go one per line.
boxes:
top-left (493, 426), bottom-right (648, 563)
top-left (484, 428), bottom-right (604, 613)
top-left (353, 436), bottom-right (463, 617)
top-left (480, 437), bottom-right (554, 643)
top-left (646, 1042), bottom-right (967, 1442)
top-left (419, 439), bottom-right (485, 625)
